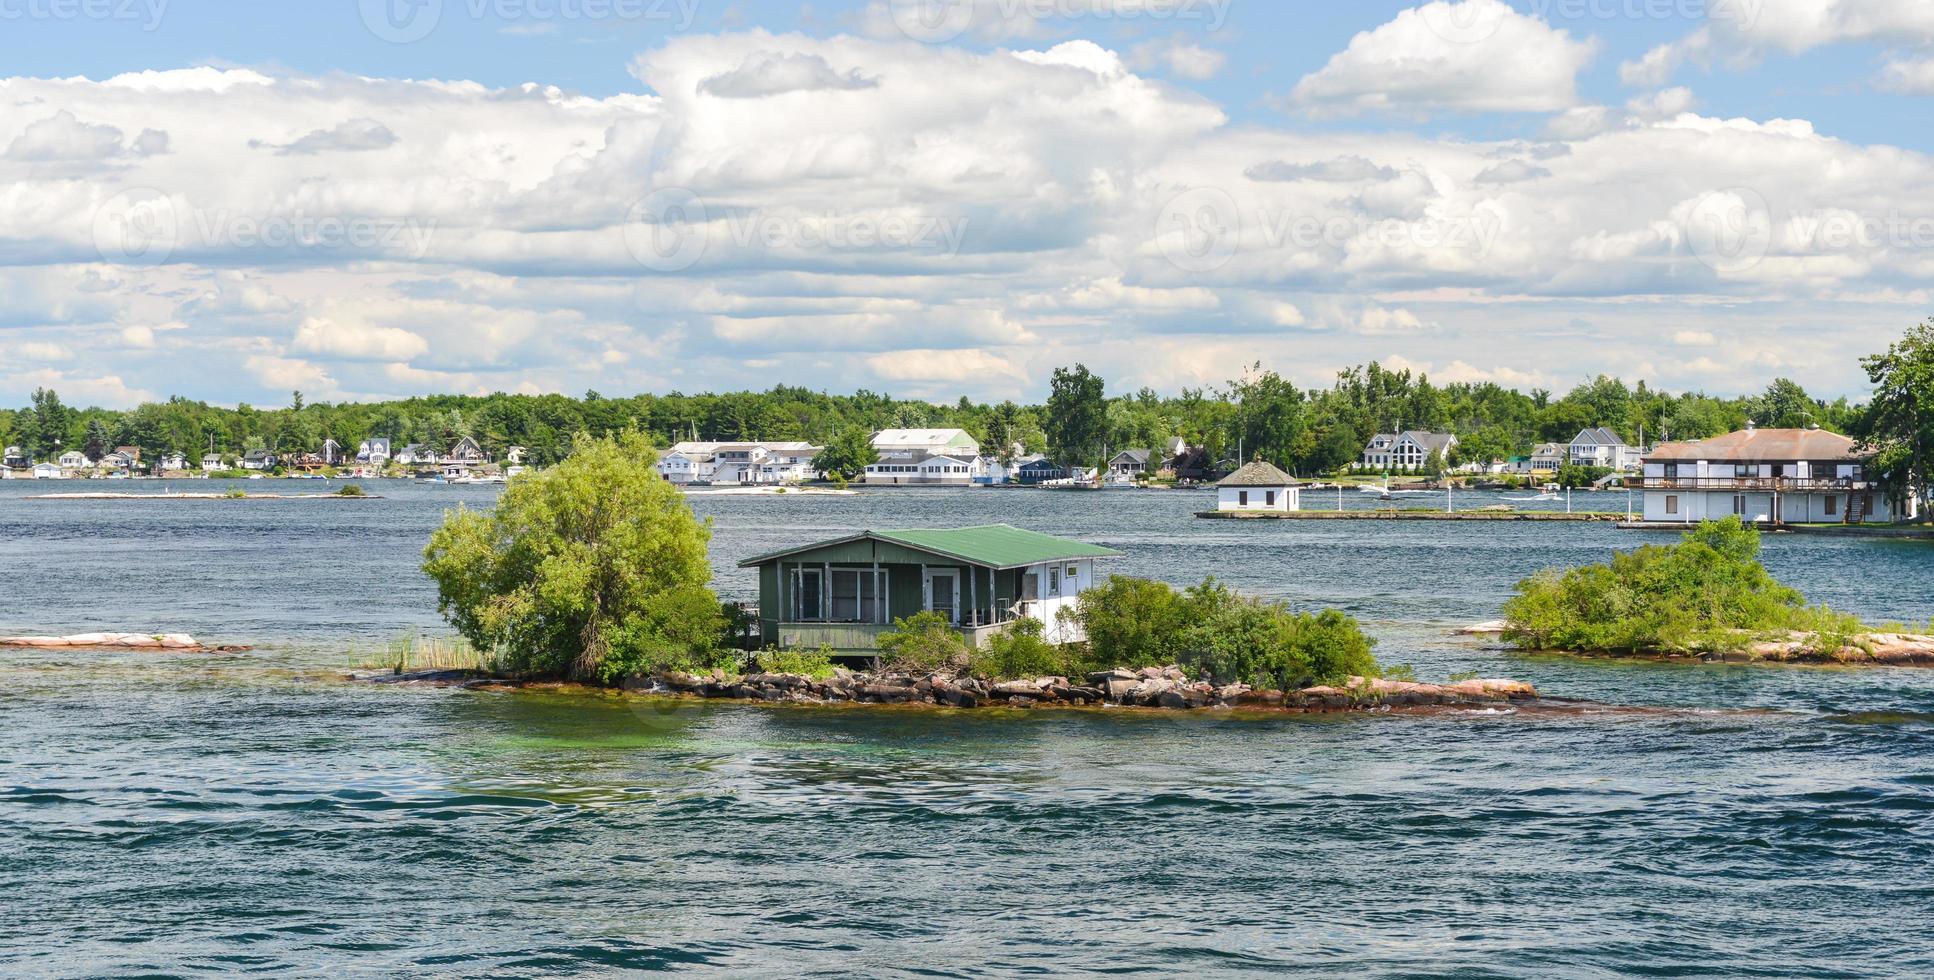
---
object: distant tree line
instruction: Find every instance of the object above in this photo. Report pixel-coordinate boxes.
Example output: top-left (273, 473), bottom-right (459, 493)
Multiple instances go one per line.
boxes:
top-left (1, 336), bottom-right (1914, 482)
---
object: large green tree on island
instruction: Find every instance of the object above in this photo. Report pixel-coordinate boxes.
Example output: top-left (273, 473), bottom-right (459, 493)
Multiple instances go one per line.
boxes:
top-left (1857, 320), bottom-right (1934, 518)
top-left (422, 431), bottom-right (726, 683)
top-left (1045, 363), bottom-right (1107, 468)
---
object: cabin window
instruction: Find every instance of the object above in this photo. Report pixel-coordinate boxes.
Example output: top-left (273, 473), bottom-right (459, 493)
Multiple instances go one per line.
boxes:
top-left (1665, 495), bottom-right (1678, 515)
top-left (1733, 495), bottom-right (1746, 515)
top-left (1825, 496), bottom-right (1837, 516)
top-left (830, 569), bottom-right (883, 623)
top-left (1265, 490), bottom-right (1277, 507)
top-left (1238, 490), bottom-right (1249, 506)
top-left (1048, 566), bottom-right (1062, 597)
top-left (1022, 570), bottom-right (1040, 599)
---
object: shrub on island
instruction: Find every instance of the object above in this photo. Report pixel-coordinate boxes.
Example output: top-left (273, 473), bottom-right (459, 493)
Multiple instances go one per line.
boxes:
top-left (1502, 516), bottom-right (1867, 655)
top-left (1063, 576), bottom-right (1386, 690)
top-left (422, 430), bottom-right (735, 684)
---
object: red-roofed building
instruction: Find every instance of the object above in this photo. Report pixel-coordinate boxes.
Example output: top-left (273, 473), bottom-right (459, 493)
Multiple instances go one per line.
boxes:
top-left (1628, 424), bottom-right (1915, 525)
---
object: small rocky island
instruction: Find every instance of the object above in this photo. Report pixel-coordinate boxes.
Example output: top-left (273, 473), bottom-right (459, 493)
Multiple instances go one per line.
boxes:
top-left (360, 664), bottom-right (1539, 713)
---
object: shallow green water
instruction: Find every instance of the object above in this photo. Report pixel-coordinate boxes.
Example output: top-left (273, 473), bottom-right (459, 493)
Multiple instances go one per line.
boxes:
top-left (3, 482), bottom-right (1932, 975)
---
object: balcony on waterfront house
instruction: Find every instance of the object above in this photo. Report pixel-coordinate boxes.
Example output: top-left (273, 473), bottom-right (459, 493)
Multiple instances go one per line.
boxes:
top-left (1624, 476), bottom-right (1875, 493)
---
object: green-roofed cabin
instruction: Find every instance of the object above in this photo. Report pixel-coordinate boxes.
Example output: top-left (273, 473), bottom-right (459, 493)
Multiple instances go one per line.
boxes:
top-left (738, 525), bottom-right (1122, 655)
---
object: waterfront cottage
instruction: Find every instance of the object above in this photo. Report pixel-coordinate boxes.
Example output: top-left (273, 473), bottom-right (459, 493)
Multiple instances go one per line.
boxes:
top-left (201, 452), bottom-right (225, 472)
top-left (1630, 425), bottom-right (1916, 525)
top-left (1106, 449), bottom-right (1152, 482)
top-left (1361, 431), bottom-right (1457, 471)
top-left (1015, 457), bottom-right (1068, 485)
top-left (1216, 460), bottom-right (1301, 513)
top-left (1568, 427), bottom-right (1641, 472)
top-left (58, 451), bottom-right (88, 470)
top-left (739, 525), bottom-right (1122, 653)
top-left (1529, 443), bottom-right (1565, 476)
top-left (864, 453), bottom-right (981, 486)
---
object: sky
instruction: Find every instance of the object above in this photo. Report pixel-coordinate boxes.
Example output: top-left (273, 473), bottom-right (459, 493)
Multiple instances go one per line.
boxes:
top-left (2, 0), bottom-right (1933, 409)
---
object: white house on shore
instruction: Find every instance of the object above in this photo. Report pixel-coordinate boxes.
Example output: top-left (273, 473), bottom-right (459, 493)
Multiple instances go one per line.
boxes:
top-left (1361, 431), bottom-right (1458, 471)
top-left (864, 454), bottom-right (985, 486)
top-left (1569, 427), bottom-right (1642, 471)
top-left (1216, 460), bottom-right (1301, 513)
top-left (656, 441), bottom-right (821, 485)
top-left (1631, 425), bottom-right (1915, 525)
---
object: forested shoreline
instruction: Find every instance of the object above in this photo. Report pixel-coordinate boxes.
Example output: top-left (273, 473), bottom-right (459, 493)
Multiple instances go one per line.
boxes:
top-left (3, 360), bottom-right (1860, 475)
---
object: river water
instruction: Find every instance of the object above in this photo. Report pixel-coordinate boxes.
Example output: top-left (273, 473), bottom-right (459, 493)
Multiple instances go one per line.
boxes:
top-left (2, 481), bottom-right (1932, 976)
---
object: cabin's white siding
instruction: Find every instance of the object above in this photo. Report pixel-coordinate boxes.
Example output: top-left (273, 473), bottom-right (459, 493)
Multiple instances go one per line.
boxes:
top-left (1217, 485), bottom-right (1298, 512)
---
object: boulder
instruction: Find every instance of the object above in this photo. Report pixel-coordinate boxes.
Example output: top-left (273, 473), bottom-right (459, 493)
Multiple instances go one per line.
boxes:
top-left (991, 681), bottom-right (1048, 700)
top-left (1156, 689), bottom-right (1191, 710)
top-left (931, 681), bottom-right (980, 709)
top-left (1088, 668), bottom-right (1136, 685)
top-left (661, 671), bottom-right (707, 691)
top-left (1103, 677), bottom-right (1140, 702)
top-left (1234, 690), bottom-right (1285, 708)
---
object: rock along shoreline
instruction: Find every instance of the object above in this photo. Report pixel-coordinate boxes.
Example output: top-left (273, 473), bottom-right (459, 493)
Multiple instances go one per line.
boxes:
top-left (355, 664), bottom-right (1539, 713)
top-left (1458, 622), bottom-right (1934, 668)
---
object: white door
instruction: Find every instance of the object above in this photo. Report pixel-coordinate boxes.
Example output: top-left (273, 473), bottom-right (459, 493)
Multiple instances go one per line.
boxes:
top-left (924, 569), bottom-right (959, 624)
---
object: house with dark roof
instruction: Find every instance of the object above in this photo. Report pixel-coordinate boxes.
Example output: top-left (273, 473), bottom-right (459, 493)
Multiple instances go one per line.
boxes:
top-left (1216, 460), bottom-right (1301, 513)
top-left (1361, 431), bottom-right (1457, 471)
top-left (1630, 424), bottom-right (1914, 525)
top-left (1014, 457), bottom-right (1069, 485)
top-left (1568, 427), bottom-right (1640, 471)
top-left (739, 525), bottom-right (1122, 653)
top-left (1105, 448), bottom-right (1153, 482)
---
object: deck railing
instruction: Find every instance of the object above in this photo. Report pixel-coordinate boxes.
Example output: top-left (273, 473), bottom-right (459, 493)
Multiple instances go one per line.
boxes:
top-left (1623, 477), bottom-right (1873, 492)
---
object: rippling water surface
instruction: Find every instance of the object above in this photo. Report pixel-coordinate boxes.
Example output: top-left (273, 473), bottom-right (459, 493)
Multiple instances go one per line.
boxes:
top-left (3, 481), bottom-right (1932, 976)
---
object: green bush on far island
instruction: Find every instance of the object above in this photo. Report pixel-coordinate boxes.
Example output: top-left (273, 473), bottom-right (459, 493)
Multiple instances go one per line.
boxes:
top-left (422, 429), bottom-right (732, 684)
top-left (756, 645), bottom-right (838, 681)
top-left (1502, 516), bottom-right (1868, 655)
top-left (973, 617), bottom-right (1077, 680)
top-left (1063, 576), bottom-right (1386, 690)
top-left (876, 611), bottom-right (971, 673)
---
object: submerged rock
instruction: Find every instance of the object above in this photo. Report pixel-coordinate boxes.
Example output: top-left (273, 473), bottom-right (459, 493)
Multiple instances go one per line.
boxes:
top-left (1, 632), bottom-right (211, 650)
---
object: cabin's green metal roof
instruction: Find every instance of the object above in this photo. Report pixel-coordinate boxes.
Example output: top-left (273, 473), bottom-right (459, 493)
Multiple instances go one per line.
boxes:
top-left (738, 524), bottom-right (1121, 570)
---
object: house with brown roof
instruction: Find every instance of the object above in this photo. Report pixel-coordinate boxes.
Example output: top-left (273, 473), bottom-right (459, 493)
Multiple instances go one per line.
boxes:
top-left (1629, 424), bottom-right (1914, 525)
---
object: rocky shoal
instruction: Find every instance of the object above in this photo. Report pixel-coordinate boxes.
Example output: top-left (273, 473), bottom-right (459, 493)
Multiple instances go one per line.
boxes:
top-left (647, 665), bottom-right (1538, 712)
top-left (0, 632), bottom-right (251, 653)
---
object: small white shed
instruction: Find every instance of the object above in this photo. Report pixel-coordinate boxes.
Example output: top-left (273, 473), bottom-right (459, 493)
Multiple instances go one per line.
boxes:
top-left (1216, 460), bottom-right (1300, 512)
